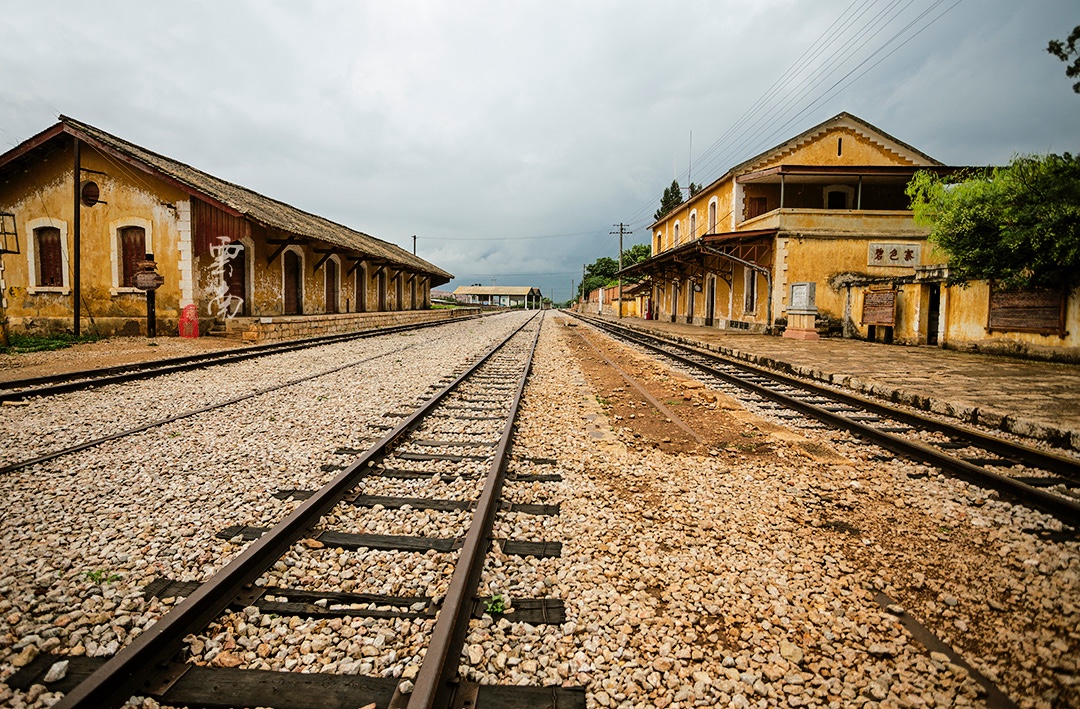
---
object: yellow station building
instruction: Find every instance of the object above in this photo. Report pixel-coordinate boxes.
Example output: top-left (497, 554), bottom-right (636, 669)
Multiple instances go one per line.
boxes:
top-left (622, 113), bottom-right (1078, 360)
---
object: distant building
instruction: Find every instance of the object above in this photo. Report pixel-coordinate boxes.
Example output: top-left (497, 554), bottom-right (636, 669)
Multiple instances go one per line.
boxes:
top-left (453, 285), bottom-right (543, 308)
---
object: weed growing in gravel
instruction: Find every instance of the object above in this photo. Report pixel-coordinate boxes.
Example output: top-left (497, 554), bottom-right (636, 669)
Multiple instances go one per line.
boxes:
top-left (484, 594), bottom-right (507, 615)
top-left (596, 396), bottom-right (610, 407)
top-left (85, 569), bottom-right (121, 584)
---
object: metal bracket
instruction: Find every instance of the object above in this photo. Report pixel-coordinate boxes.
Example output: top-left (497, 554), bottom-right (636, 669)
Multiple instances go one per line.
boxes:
top-left (450, 681), bottom-right (480, 709)
top-left (143, 661), bottom-right (192, 697)
top-left (234, 584), bottom-right (267, 607)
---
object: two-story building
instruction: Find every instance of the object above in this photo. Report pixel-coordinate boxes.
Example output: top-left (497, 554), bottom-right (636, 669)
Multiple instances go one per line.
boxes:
top-left (623, 112), bottom-right (953, 340)
top-left (0, 116), bottom-right (453, 341)
top-left (623, 112), bottom-right (1079, 360)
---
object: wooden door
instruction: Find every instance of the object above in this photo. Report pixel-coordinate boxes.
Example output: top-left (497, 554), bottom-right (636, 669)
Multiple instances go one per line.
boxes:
top-left (225, 244), bottom-right (247, 316)
top-left (35, 227), bottom-right (62, 287)
top-left (284, 251), bottom-right (302, 315)
top-left (355, 264), bottom-right (367, 312)
top-left (120, 226), bottom-right (145, 287)
top-left (325, 262), bottom-right (339, 314)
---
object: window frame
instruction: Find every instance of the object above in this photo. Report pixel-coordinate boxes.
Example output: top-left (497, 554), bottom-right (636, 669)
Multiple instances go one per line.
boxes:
top-left (110, 217), bottom-right (154, 295)
top-left (25, 217), bottom-right (70, 294)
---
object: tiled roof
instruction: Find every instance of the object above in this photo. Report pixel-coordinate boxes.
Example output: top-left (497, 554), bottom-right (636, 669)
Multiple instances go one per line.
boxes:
top-left (57, 116), bottom-right (452, 280)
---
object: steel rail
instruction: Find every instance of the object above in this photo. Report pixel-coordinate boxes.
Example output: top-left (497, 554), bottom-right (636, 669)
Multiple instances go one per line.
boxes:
top-left (0, 311), bottom-right (488, 402)
top-left (407, 313), bottom-right (544, 709)
top-left (580, 315), bottom-right (1080, 479)
top-left (0, 336), bottom-right (428, 476)
top-left (52, 312), bottom-right (540, 709)
top-left (574, 314), bottom-right (1080, 526)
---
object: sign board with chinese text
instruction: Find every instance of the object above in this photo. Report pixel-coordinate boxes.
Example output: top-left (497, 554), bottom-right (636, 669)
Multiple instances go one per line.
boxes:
top-left (988, 289), bottom-right (1065, 335)
top-left (862, 290), bottom-right (897, 326)
top-left (868, 242), bottom-right (920, 268)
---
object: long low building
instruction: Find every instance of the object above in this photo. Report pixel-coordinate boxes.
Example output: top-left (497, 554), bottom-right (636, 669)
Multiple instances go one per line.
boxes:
top-left (452, 285), bottom-right (543, 308)
top-left (0, 116), bottom-right (453, 338)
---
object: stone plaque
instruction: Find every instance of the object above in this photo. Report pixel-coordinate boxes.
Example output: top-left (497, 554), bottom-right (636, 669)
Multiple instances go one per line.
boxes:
top-left (868, 242), bottom-right (920, 267)
top-left (789, 282), bottom-right (816, 311)
top-left (862, 290), bottom-right (896, 326)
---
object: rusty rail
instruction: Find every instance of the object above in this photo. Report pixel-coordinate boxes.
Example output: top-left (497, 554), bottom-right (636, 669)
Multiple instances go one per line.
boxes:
top-left (53, 313), bottom-right (540, 709)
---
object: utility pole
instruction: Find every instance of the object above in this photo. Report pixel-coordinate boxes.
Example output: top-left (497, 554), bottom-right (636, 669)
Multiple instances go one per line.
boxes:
top-left (411, 235), bottom-right (416, 255)
top-left (73, 136), bottom-right (81, 336)
top-left (581, 263), bottom-right (586, 305)
top-left (611, 223), bottom-right (630, 318)
top-left (570, 279), bottom-right (574, 308)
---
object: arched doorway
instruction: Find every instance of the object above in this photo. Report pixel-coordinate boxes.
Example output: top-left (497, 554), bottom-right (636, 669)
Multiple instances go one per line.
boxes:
top-left (283, 249), bottom-right (303, 315)
top-left (325, 258), bottom-right (339, 314)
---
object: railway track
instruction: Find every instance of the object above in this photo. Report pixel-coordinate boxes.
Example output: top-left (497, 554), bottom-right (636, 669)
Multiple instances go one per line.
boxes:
top-left (0, 317), bottom-right (490, 475)
top-left (571, 313), bottom-right (1080, 528)
top-left (0, 312), bottom-right (485, 404)
top-left (10, 310), bottom-right (585, 709)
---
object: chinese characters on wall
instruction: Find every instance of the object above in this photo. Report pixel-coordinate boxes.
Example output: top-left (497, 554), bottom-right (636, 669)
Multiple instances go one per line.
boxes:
top-left (867, 242), bottom-right (920, 267)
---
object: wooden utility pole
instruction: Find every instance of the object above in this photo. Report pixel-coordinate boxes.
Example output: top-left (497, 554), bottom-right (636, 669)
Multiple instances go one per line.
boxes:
top-left (412, 235), bottom-right (416, 255)
top-left (611, 223), bottom-right (630, 318)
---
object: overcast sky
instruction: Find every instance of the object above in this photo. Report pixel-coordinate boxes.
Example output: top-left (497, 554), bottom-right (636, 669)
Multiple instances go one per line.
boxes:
top-left (2, 0), bottom-right (1077, 302)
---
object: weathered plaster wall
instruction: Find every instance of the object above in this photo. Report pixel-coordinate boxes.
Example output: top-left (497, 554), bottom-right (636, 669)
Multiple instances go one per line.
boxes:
top-left (941, 282), bottom-right (1079, 359)
top-left (0, 141), bottom-right (188, 335)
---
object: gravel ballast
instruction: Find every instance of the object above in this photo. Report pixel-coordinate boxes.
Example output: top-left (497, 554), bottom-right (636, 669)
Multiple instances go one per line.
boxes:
top-left (1, 311), bottom-right (1076, 708)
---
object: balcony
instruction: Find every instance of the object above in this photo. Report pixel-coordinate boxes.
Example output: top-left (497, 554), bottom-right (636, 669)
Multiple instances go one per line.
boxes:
top-left (735, 165), bottom-right (931, 237)
top-left (738, 208), bottom-right (925, 237)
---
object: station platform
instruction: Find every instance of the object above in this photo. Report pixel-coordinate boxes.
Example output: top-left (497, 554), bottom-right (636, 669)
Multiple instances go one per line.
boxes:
top-left (591, 315), bottom-right (1080, 452)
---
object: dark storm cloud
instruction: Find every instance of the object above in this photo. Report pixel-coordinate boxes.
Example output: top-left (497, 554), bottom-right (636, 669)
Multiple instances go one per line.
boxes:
top-left (2, 0), bottom-right (1076, 302)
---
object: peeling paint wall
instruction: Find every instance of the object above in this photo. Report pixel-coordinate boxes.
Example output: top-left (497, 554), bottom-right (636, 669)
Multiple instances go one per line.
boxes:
top-left (0, 140), bottom-right (188, 335)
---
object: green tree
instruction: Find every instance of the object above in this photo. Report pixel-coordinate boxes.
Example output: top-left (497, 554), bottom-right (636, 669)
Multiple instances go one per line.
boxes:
top-left (622, 243), bottom-right (651, 268)
top-left (578, 256), bottom-right (619, 298)
top-left (906, 153), bottom-right (1080, 291)
top-left (654, 179), bottom-right (684, 221)
top-left (1048, 25), bottom-right (1080, 93)
top-left (689, 182), bottom-right (702, 197)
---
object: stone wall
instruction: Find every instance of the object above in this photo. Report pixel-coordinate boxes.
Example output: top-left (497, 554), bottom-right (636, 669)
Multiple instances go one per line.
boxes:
top-left (236, 307), bottom-right (482, 344)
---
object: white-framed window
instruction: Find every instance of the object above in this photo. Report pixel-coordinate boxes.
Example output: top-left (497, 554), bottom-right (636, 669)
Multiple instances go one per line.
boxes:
top-left (708, 197), bottom-right (718, 233)
top-left (110, 217), bottom-right (153, 294)
top-left (26, 217), bottom-right (70, 294)
top-left (655, 231), bottom-right (662, 254)
top-left (673, 221), bottom-right (681, 246)
top-left (689, 211), bottom-right (697, 240)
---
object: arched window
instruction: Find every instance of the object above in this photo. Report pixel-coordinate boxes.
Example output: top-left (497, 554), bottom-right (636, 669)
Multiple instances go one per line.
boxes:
top-left (35, 227), bottom-right (63, 287)
top-left (689, 212), bottom-right (697, 240)
top-left (708, 199), bottom-right (718, 233)
top-left (119, 226), bottom-right (146, 287)
top-left (673, 221), bottom-right (680, 246)
top-left (110, 218), bottom-right (153, 293)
